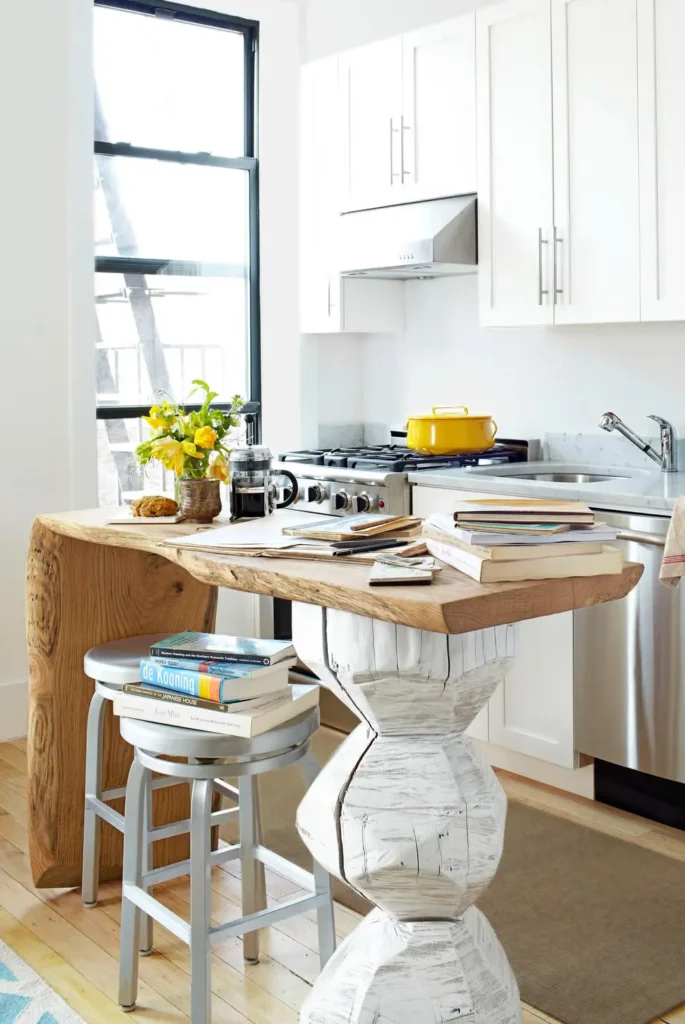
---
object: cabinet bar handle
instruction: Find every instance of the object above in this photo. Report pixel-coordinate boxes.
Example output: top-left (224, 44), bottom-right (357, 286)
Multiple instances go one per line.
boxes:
top-left (389, 118), bottom-right (400, 184)
top-left (553, 227), bottom-right (564, 302)
top-left (538, 228), bottom-right (549, 306)
top-left (615, 531), bottom-right (665, 548)
top-left (400, 116), bottom-right (411, 181)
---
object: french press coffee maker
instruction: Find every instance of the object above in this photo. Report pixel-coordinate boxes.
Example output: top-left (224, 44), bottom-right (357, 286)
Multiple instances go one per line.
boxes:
top-left (228, 446), bottom-right (299, 521)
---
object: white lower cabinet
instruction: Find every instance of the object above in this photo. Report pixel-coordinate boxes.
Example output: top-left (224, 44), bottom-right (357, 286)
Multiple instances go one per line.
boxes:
top-left (412, 484), bottom-right (577, 768)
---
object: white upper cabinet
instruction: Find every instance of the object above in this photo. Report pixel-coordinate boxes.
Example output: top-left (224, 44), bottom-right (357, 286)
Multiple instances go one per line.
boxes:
top-left (340, 38), bottom-right (404, 213)
top-left (551, 0), bottom-right (641, 324)
top-left (638, 0), bottom-right (685, 321)
top-left (401, 16), bottom-right (477, 203)
top-left (476, 0), bottom-right (554, 327)
top-left (340, 18), bottom-right (477, 213)
top-left (300, 58), bottom-right (404, 335)
top-left (300, 59), bottom-right (343, 333)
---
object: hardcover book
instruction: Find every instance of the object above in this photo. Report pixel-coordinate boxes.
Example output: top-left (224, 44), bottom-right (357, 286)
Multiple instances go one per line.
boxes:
top-left (123, 682), bottom-right (289, 715)
top-left (426, 538), bottom-right (623, 583)
top-left (149, 631), bottom-right (295, 667)
top-left (113, 683), bottom-right (320, 738)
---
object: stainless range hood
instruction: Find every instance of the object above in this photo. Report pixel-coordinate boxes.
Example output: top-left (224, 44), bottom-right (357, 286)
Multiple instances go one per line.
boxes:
top-left (338, 194), bottom-right (477, 280)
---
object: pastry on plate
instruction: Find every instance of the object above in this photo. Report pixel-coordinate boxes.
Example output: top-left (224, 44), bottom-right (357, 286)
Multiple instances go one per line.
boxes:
top-left (131, 495), bottom-right (179, 518)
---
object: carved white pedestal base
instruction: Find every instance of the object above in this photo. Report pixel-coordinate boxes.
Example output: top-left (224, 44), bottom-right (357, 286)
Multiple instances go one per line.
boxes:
top-left (302, 907), bottom-right (519, 1024)
top-left (292, 604), bottom-right (520, 1024)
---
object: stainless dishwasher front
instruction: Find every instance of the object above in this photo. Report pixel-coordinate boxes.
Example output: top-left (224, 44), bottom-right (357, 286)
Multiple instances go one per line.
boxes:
top-left (574, 510), bottom-right (685, 782)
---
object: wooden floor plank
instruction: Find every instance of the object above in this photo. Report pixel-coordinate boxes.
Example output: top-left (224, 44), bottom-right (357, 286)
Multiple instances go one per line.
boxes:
top-left (0, 903), bottom-right (131, 1024)
top-left (0, 743), bottom-right (28, 775)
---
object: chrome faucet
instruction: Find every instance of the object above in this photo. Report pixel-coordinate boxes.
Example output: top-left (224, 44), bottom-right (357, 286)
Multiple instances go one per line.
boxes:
top-left (599, 412), bottom-right (678, 473)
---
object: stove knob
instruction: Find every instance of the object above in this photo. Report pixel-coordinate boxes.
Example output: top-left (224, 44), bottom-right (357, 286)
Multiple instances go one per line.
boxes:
top-left (355, 492), bottom-right (374, 513)
top-left (306, 484), bottom-right (326, 504)
top-left (334, 490), bottom-right (351, 511)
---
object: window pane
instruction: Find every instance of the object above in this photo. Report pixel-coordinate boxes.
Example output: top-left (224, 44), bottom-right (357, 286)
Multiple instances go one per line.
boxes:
top-left (95, 155), bottom-right (249, 264)
top-left (96, 272), bottom-right (248, 407)
top-left (94, 6), bottom-right (245, 156)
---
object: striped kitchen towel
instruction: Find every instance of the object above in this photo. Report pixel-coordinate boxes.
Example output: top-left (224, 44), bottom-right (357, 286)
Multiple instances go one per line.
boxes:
top-left (660, 497), bottom-right (685, 587)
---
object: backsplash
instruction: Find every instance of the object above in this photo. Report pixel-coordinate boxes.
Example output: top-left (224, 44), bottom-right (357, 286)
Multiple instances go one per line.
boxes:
top-left (542, 433), bottom-right (685, 469)
top-left (312, 274), bottom-right (685, 453)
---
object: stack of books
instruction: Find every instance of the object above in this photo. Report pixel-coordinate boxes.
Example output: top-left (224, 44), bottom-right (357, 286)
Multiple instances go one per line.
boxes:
top-left (423, 499), bottom-right (623, 583)
top-left (112, 631), bottom-right (319, 737)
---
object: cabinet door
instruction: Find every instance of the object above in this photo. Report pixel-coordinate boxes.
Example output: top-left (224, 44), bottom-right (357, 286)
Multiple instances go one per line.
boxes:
top-left (401, 16), bottom-right (477, 203)
top-left (551, 0), bottom-right (640, 324)
top-left (340, 38), bottom-right (403, 213)
top-left (300, 59), bottom-right (342, 333)
top-left (488, 612), bottom-right (576, 767)
top-left (476, 0), bottom-right (554, 327)
top-left (638, 0), bottom-right (685, 321)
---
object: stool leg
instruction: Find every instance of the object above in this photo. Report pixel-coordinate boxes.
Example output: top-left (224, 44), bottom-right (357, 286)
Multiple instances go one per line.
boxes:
top-left (139, 776), bottom-right (154, 956)
top-left (82, 688), bottom-right (106, 908)
top-left (119, 755), bottom-right (147, 1012)
top-left (190, 778), bottom-right (213, 1024)
top-left (238, 775), bottom-right (267, 964)
top-left (299, 751), bottom-right (336, 968)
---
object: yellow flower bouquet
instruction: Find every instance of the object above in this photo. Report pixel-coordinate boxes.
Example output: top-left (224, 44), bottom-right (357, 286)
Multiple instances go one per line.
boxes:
top-left (135, 380), bottom-right (244, 484)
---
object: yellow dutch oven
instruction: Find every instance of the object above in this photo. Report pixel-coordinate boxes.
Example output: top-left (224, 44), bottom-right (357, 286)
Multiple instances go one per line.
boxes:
top-left (406, 406), bottom-right (498, 455)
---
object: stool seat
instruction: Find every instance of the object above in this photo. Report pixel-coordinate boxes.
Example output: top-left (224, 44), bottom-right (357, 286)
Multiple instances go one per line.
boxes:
top-left (84, 634), bottom-right (169, 686)
top-left (120, 708), bottom-right (320, 759)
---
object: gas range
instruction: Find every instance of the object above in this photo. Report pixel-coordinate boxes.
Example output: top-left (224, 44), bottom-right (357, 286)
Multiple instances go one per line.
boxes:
top-left (275, 441), bottom-right (531, 517)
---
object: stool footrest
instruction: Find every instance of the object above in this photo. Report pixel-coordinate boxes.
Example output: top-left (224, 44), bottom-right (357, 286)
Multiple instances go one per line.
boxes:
top-left (123, 880), bottom-right (327, 948)
top-left (209, 892), bottom-right (327, 944)
top-left (147, 806), bottom-right (238, 845)
top-left (101, 774), bottom-right (185, 804)
top-left (123, 882), bottom-right (191, 944)
top-left (212, 780), bottom-right (239, 802)
top-left (142, 843), bottom-right (240, 888)
top-left (254, 844), bottom-right (315, 892)
top-left (85, 796), bottom-right (125, 833)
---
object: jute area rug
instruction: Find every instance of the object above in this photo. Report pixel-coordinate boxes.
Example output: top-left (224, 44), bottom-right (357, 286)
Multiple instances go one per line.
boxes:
top-left (223, 728), bottom-right (685, 1024)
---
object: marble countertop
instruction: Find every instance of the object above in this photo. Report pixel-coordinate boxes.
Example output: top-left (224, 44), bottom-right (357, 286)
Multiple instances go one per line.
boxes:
top-left (408, 462), bottom-right (685, 516)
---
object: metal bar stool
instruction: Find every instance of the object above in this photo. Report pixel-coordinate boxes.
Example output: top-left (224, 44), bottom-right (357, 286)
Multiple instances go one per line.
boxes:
top-left (82, 633), bottom-right (182, 954)
top-left (117, 708), bottom-right (335, 1024)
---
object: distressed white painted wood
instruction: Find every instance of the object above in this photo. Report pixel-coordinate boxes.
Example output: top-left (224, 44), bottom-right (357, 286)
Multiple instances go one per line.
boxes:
top-left (293, 603), bottom-right (520, 1023)
top-left (302, 907), bottom-right (519, 1024)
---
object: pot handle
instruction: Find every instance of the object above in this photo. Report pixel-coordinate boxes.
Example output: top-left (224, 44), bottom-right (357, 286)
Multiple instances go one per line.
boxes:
top-left (432, 406), bottom-right (469, 416)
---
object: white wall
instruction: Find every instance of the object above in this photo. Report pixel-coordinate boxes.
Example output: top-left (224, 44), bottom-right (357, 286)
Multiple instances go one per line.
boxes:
top-left (304, 0), bottom-right (491, 59)
top-left (0, 0), bottom-right (95, 738)
top-left (1, 0), bottom-right (302, 738)
top-left (361, 276), bottom-right (685, 443)
top-left (303, 0), bottom-right (685, 449)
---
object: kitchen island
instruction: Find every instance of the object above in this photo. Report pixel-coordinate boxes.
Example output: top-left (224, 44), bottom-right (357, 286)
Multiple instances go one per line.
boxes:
top-left (26, 508), bottom-right (642, 1023)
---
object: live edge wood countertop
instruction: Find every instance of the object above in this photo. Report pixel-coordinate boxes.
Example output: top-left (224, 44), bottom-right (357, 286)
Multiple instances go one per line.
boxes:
top-left (25, 507), bottom-right (642, 889)
top-left (31, 508), bottom-right (643, 635)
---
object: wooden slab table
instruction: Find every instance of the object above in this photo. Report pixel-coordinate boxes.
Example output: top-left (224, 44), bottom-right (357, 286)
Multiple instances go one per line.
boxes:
top-left (26, 509), bottom-right (643, 1023)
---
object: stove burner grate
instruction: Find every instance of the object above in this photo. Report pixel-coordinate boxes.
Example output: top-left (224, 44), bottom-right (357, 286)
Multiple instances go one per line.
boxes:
top-left (278, 441), bottom-right (528, 473)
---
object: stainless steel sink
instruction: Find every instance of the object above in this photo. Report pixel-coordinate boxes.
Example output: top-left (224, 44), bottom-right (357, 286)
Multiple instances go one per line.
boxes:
top-left (503, 472), bottom-right (630, 484)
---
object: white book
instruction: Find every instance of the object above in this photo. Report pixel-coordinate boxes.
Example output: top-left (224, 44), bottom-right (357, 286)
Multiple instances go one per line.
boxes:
top-left (423, 522), bottom-right (603, 562)
top-left (426, 538), bottom-right (624, 583)
top-left (428, 514), bottom-right (618, 547)
top-left (113, 683), bottom-right (319, 738)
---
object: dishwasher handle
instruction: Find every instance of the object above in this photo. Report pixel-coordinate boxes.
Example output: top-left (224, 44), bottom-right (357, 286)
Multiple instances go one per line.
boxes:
top-left (615, 530), bottom-right (666, 548)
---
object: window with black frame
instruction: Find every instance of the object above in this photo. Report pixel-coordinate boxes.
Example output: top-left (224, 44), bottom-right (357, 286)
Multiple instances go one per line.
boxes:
top-left (93, 0), bottom-right (260, 505)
